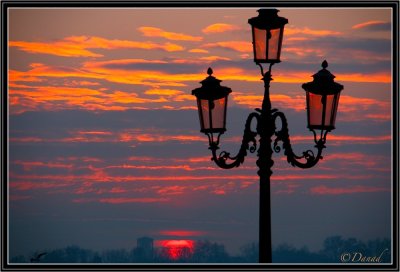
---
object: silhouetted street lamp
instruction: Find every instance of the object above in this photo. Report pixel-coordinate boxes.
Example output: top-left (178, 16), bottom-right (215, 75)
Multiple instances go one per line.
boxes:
top-left (191, 9), bottom-right (343, 263)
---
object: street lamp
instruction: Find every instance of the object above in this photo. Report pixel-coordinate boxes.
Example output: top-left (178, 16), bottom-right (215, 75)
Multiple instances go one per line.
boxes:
top-left (248, 9), bottom-right (288, 64)
top-left (191, 9), bottom-right (343, 263)
top-left (192, 67), bottom-right (232, 146)
top-left (303, 60), bottom-right (344, 143)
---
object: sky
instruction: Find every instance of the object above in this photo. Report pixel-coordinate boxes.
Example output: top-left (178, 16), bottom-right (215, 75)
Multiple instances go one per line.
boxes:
top-left (7, 7), bottom-right (393, 260)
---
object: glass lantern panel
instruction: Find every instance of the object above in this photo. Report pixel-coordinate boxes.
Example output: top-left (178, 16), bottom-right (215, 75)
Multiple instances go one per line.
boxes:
top-left (268, 28), bottom-right (281, 60)
top-left (308, 92), bottom-right (324, 127)
top-left (323, 94), bottom-right (336, 127)
top-left (308, 93), bottom-right (340, 129)
top-left (330, 93), bottom-right (340, 127)
top-left (200, 99), bottom-right (210, 130)
top-left (210, 97), bottom-right (227, 130)
top-left (254, 27), bottom-right (267, 61)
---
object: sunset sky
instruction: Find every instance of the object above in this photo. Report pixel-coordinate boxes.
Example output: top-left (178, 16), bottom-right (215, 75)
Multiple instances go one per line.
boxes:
top-left (7, 7), bottom-right (393, 260)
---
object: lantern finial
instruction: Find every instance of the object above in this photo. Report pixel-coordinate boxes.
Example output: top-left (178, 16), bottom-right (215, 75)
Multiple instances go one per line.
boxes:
top-left (322, 60), bottom-right (328, 69)
top-left (207, 67), bottom-right (213, 76)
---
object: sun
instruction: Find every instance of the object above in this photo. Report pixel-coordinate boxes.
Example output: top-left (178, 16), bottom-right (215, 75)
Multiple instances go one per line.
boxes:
top-left (158, 240), bottom-right (194, 260)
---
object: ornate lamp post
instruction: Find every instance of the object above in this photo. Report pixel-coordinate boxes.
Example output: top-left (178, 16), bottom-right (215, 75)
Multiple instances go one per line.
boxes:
top-left (191, 9), bottom-right (343, 263)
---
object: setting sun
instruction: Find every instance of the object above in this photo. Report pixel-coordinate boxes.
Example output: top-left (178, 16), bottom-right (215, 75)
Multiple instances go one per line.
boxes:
top-left (157, 240), bottom-right (195, 260)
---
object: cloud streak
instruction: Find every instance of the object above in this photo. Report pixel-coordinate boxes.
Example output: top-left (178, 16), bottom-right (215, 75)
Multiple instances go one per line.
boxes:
top-left (310, 185), bottom-right (390, 195)
top-left (9, 36), bottom-right (184, 57)
top-left (202, 23), bottom-right (242, 34)
top-left (285, 26), bottom-right (342, 36)
top-left (138, 26), bottom-right (203, 41)
top-left (352, 21), bottom-right (391, 31)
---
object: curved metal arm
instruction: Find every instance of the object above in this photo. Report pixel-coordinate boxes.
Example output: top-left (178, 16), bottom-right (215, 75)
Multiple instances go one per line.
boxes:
top-left (272, 111), bottom-right (325, 169)
top-left (209, 112), bottom-right (259, 169)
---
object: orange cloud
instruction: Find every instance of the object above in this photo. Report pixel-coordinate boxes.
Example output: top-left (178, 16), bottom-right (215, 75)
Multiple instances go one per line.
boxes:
top-left (144, 88), bottom-right (183, 96)
top-left (335, 72), bottom-right (391, 83)
top-left (67, 80), bottom-right (101, 87)
top-left (285, 26), bottom-right (342, 36)
top-left (202, 23), bottom-right (241, 34)
top-left (199, 56), bottom-right (231, 61)
top-left (284, 46), bottom-right (326, 59)
top-left (11, 86), bottom-right (102, 101)
top-left (232, 91), bottom-right (389, 119)
top-left (352, 20), bottom-right (387, 29)
top-left (81, 60), bottom-right (201, 86)
top-left (233, 93), bottom-right (305, 111)
top-left (8, 59), bottom-right (391, 114)
top-left (9, 73), bottom-right (180, 113)
top-left (9, 40), bottom-right (102, 57)
top-left (336, 95), bottom-right (390, 122)
top-left (138, 26), bottom-right (203, 41)
top-left (9, 36), bottom-right (184, 57)
top-left (85, 58), bottom-right (168, 66)
top-left (339, 95), bottom-right (390, 112)
top-left (202, 41), bottom-right (252, 53)
top-left (310, 185), bottom-right (389, 195)
top-left (108, 91), bottom-right (167, 104)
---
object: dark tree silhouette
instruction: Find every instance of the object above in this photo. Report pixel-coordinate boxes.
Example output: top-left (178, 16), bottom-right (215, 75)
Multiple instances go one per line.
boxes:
top-left (191, 240), bottom-right (229, 263)
top-left (10, 236), bottom-right (391, 264)
top-left (30, 252), bottom-right (47, 263)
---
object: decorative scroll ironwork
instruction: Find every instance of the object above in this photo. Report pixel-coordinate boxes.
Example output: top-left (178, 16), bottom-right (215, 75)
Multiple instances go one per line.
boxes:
top-left (208, 108), bottom-right (327, 170)
top-left (209, 112), bottom-right (259, 169)
top-left (272, 111), bottom-right (325, 169)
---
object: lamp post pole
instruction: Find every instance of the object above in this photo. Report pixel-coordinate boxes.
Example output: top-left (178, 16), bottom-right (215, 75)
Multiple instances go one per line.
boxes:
top-left (257, 67), bottom-right (274, 263)
top-left (191, 9), bottom-right (343, 263)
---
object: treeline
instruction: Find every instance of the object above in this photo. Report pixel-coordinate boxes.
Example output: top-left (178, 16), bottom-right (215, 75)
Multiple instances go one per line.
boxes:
top-left (11, 236), bottom-right (390, 263)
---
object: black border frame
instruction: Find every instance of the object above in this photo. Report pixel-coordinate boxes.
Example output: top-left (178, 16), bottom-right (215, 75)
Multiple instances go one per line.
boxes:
top-left (1, 1), bottom-right (399, 271)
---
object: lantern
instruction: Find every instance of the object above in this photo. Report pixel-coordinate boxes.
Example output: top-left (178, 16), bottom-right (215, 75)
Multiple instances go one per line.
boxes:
top-left (302, 60), bottom-right (343, 135)
top-left (248, 9), bottom-right (288, 64)
top-left (192, 68), bottom-right (232, 142)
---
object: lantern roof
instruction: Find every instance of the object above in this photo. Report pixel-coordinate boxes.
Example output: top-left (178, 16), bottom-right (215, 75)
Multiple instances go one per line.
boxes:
top-left (192, 68), bottom-right (232, 100)
top-left (248, 9), bottom-right (288, 30)
top-left (302, 60), bottom-right (343, 95)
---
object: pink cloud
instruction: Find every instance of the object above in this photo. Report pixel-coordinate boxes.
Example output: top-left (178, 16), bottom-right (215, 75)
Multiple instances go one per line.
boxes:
top-left (99, 197), bottom-right (170, 204)
top-left (310, 185), bottom-right (390, 195)
top-left (158, 230), bottom-right (206, 237)
top-left (12, 160), bottom-right (73, 171)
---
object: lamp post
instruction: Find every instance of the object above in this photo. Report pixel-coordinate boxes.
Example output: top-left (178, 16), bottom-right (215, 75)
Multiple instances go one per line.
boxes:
top-left (191, 9), bottom-right (343, 263)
